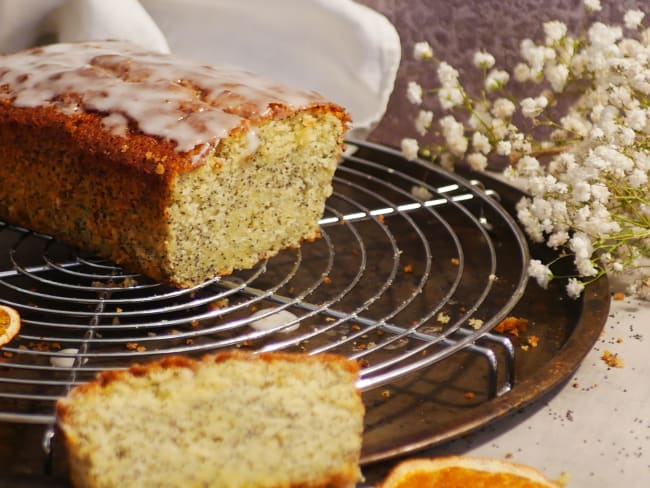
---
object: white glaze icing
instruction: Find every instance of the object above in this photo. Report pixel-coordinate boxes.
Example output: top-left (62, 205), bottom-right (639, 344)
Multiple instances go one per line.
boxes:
top-left (0, 41), bottom-right (325, 154)
top-left (244, 128), bottom-right (260, 158)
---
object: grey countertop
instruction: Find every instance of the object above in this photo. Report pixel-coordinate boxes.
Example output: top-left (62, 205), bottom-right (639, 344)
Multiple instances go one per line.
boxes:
top-left (408, 295), bottom-right (650, 486)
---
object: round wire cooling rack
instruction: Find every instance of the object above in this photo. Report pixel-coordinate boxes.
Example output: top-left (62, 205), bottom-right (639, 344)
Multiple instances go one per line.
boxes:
top-left (0, 139), bottom-right (559, 472)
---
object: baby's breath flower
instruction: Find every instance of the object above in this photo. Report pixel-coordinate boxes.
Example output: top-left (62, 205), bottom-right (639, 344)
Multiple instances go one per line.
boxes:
top-left (400, 138), bottom-right (419, 160)
top-left (590, 127), bottom-right (605, 140)
top-left (437, 62), bottom-right (459, 87)
top-left (467, 152), bottom-right (488, 171)
top-left (472, 131), bottom-right (491, 154)
top-left (439, 152), bottom-right (455, 172)
top-left (473, 50), bottom-right (496, 69)
top-left (520, 39), bottom-right (553, 78)
top-left (439, 115), bottom-right (468, 157)
top-left (520, 95), bottom-right (548, 118)
top-left (547, 231), bottom-right (570, 248)
top-left (491, 98), bottom-right (516, 119)
top-left (566, 278), bottom-right (585, 299)
top-left (528, 259), bottom-right (553, 288)
top-left (496, 140), bottom-right (512, 156)
top-left (490, 118), bottom-right (511, 139)
top-left (511, 138), bottom-right (532, 154)
top-left (625, 107), bottom-right (647, 131)
top-left (583, 0), bottom-right (601, 12)
top-left (414, 109), bottom-right (434, 136)
top-left (628, 168), bottom-right (648, 188)
top-left (624, 9), bottom-right (645, 30)
top-left (561, 111), bottom-right (591, 137)
top-left (516, 155), bottom-right (541, 175)
top-left (413, 41), bottom-right (434, 60)
top-left (513, 62), bottom-right (532, 82)
top-left (544, 20), bottom-right (568, 44)
top-left (406, 81), bottom-right (423, 105)
top-left (468, 101), bottom-right (493, 130)
top-left (544, 62), bottom-right (570, 92)
top-left (588, 22), bottom-right (622, 48)
top-left (572, 181), bottom-right (592, 202)
top-left (438, 86), bottom-right (464, 110)
top-left (484, 69), bottom-right (510, 91)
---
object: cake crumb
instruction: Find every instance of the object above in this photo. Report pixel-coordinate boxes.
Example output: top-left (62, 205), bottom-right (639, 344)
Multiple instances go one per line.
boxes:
top-left (527, 335), bottom-right (539, 348)
top-left (208, 298), bottom-right (229, 310)
top-left (468, 318), bottom-right (483, 330)
top-left (495, 316), bottom-right (528, 336)
top-left (601, 350), bottom-right (624, 368)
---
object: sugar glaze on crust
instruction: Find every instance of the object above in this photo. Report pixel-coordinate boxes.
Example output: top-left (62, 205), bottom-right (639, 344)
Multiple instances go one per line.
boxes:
top-left (0, 41), bottom-right (329, 158)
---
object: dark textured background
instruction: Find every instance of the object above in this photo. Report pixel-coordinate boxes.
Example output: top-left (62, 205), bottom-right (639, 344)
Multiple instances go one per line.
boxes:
top-left (357, 0), bottom-right (646, 148)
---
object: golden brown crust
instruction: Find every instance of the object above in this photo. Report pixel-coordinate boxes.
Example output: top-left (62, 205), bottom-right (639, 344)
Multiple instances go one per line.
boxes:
top-left (57, 350), bottom-right (360, 410)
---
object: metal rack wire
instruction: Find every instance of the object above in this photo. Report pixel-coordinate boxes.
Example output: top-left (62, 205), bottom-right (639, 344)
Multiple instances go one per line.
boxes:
top-left (0, 139), bottom-right (529, 426)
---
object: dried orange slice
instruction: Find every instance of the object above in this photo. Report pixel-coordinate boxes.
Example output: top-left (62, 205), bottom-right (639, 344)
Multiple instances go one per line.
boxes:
top-left (0, 304), bottom-right (21, 347)
top-left (381, 456), bottom-right (561, 488)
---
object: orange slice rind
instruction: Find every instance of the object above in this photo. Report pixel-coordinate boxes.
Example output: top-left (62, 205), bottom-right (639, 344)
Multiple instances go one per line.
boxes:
top-left (381, 456), bottom-right (562, 488)
top-left (0, 304), bottom-right (21, 347)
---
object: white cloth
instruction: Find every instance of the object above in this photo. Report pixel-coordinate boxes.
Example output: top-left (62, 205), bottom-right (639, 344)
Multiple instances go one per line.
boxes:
top-left (0, 0), bottom-right (400, 138)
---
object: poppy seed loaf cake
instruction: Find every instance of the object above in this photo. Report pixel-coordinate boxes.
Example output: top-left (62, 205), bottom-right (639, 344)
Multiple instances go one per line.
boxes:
top-left (56, 351), bottom-right (365, 488)
top-left (0, 41), bottom-right (349, 287)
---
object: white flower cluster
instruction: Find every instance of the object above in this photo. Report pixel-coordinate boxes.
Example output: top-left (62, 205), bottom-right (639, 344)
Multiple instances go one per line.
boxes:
top-left (401, 1), bottom-right (650, 299)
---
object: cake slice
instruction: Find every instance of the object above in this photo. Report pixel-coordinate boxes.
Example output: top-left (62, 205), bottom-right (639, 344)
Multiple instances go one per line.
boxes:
top-left (56, 351), bottom-right (365, 488)
top-left (0, 41), bottom-right (349, 287)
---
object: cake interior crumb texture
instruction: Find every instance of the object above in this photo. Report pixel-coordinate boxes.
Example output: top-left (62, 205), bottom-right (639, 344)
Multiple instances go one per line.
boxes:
top-left (166, 112), bottom-right (343, 286)
top-left (56, 352), bottom-right (365, 488)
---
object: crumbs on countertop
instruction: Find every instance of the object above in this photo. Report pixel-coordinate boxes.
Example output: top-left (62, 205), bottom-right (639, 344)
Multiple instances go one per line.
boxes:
top-left (601, 350), bottom-right (624, 368)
